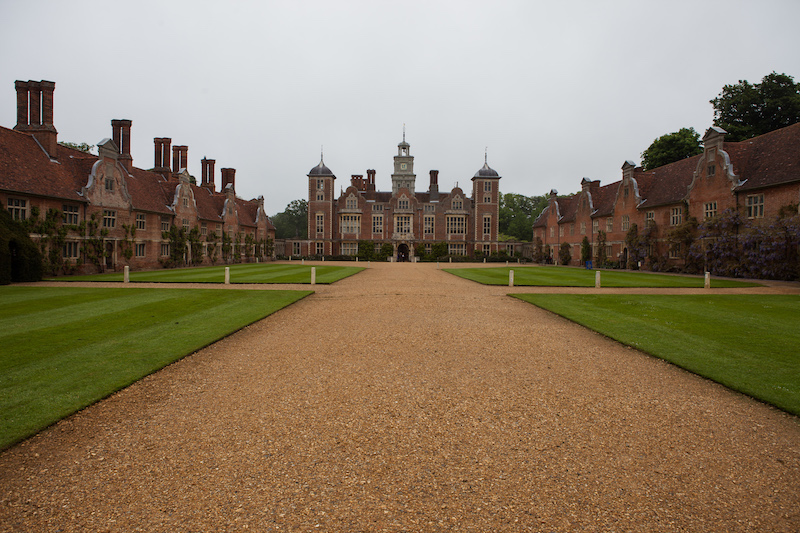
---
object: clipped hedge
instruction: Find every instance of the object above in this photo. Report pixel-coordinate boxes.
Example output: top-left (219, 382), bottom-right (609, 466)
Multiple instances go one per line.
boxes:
top-left (0, 209), bottom-right (42, 285)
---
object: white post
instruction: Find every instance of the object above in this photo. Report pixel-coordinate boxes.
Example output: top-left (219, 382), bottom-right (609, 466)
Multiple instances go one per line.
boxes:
top-left (311, 266), bottom-right (316, 285)
top-left (301, 258), bottom-right (304, 265)
top-left (705, 271), bottom-right (710, 289)
top-left (289, 256), bottom-right (292, 261)
top-left (595, 270), bottom-right (601, 288)
top-left (368, 261), bottom-right (371, 267)
top-left (509, 269), bottom-right (514, 287)
top-left (449, 257), bottom-right (452, 263)
top-left (437, 261), bottom-right (440, 269)
top-left (506, 260), bottom-right (509, 266)
top-left (224, 267), bottom-right (230, 285)
top-left (123, 265), bottom-right (129, 283)
top-left (483, 258), bottom-right (486, 263)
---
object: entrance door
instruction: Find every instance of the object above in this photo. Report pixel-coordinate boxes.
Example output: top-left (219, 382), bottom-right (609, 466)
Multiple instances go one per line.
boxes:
top-left (397, 243), bottom-right (409, 262)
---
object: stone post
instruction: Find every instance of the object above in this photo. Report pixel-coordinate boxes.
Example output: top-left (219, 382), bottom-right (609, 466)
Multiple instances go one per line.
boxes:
top-left (225, 267), bottom-right (230, 284)
top-left (595, 271), bottom-right (601, 288)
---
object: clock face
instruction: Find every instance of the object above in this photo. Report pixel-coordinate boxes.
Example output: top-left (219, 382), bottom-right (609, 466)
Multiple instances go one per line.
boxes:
top-left (401, 163), bottom-right (407, 170)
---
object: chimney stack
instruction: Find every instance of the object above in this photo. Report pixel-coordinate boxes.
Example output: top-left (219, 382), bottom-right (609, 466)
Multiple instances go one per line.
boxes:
top-left (153, 138), bottom-right (172, 173)
top-left (201, 157), bottom-right (216, 191)
top-left (221, 168), bottom-right (236, 191)
top-left (366, 169), bottom-right (376, 192)
top-left (14, 80), bottom-right (58, 156)
top-left (111, 119), bottom-right (133, 171)
top-left (172, 145), bottom-right (188, 174)
top-left (429, 170), bottom-right (439, 200)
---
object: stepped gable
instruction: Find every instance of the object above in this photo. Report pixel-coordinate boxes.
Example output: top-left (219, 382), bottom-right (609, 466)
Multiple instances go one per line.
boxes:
top-left (0, 126), bottom-right (88, 201)
top-left (728, 122), bottom-right (800, 191)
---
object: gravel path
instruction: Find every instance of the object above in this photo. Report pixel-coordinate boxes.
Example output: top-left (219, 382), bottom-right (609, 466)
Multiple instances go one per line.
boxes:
top-left (1, 262), bottom-right (798, 532)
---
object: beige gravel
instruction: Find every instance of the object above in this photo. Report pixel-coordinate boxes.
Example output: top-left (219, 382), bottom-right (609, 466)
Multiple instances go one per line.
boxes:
top-left (1, 262), bottom-right (799, 532)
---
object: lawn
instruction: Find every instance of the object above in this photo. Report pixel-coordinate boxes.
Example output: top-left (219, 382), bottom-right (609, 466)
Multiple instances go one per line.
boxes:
top-left (447, 266), bottom-right (759, 288)
top-left (0, 286), bottom-right (312, 449)
top-left (50, 263), bottom-right (363, 284)
top-left (512, 294), bottom-right (800, 415)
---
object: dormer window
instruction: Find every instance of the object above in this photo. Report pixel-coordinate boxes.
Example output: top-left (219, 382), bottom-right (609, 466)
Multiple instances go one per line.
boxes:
top-left (346, 195), bottom-right (358, 209)
top-left (708, 164), bottom-right (716, 176)
top-left (452, 197), bottom-right (462, 210)
top-left (398, 197), bottom-right (409, 210)
top-left (105, 178), bottom-right (114, 191)
top-left (183, 197), bottom-right (188, 207)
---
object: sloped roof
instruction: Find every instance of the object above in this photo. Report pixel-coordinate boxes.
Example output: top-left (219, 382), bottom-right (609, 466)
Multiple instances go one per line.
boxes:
top-left (728, 122), bottom-right (800, 191)
top-left (0, 126), bottom-right (89, 201)
top-left (636, 155), bottom-right (698, 209)
top-left (557, 195), bottom-right (579, 223)
top-left (590, 181), bottom-right (619, 217)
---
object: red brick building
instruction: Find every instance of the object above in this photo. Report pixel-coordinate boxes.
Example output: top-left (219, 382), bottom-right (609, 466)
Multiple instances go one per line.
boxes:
top-left (1, 80), bottom-right (275, 274)
top-left (295, 134), bottom-right (503, 260)
top-left (533, 124), bottom-right (800, 268)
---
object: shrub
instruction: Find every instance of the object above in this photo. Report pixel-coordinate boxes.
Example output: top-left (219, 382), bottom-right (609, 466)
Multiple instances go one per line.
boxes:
top-left (558, 241), bottom-right (572, 265)
top-left (0, 209), bottom-right (42, 284)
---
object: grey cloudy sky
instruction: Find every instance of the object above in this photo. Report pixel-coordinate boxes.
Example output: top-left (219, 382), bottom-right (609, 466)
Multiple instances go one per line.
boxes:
top-left (1, 0), bottom-right (798, 215)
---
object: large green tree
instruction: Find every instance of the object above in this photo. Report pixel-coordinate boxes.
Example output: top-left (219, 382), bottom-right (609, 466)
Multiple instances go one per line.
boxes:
top-left (711, 72), bottom-right (800, 141)
top-left (270, 199), bottom-right (308, 239)
top-left (640, 127), bottom-right (703, 171)
top-left (498, 193), bottom-right (547, 241)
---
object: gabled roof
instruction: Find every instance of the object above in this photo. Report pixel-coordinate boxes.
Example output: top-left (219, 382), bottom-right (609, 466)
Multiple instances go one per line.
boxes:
top-left (590, 182), bottom-right (619, 217)
top-left (635, 155), bottom-right (698, 209)
top-left (728, 122), bottom-right (800, 191)
top-left (0, 126), bottom-right (90, 201)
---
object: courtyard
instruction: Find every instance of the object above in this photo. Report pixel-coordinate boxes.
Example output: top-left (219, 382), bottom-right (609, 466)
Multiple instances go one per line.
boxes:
top-left (1, 262), bottom-right (798, 531)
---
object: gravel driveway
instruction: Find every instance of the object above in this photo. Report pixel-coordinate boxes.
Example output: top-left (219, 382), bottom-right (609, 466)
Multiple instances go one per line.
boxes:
top-left (1, 262), bottom-right (798, 531)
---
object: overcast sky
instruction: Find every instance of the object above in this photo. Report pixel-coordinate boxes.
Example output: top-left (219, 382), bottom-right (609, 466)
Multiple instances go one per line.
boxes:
top-left (1, 0), bottom-right (798, 215)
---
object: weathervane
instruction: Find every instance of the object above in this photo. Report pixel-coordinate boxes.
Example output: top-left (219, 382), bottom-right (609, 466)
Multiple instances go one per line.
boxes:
top-left (403, 123), bottom-right (406, 143)
top-left (485, 147), bottom-right (488, 164)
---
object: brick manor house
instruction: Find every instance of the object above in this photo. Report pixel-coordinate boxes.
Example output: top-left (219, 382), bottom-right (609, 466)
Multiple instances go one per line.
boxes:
top-left (289, 133), bottom-right (503, 260)
top-left (533, 123), bottom-right (800, 268)
top-left (1, 80), bottom-right (275, 274)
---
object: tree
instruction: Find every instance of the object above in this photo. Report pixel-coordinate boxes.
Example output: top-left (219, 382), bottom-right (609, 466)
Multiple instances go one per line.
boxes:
top-left (558, 241), bottom-right (572, 265)
top-left (498, 193), bottom-right (547, 241)
top-left (711, 72), bottom-right (800, 141)
top-left (641, 127), bottom-right (703, 171)
top-left (270, 199), bottom-right (308, 239)
top-left (580, 236), bottom-right (591, 265)
top-left (58, 141), bottom-right (94, 153)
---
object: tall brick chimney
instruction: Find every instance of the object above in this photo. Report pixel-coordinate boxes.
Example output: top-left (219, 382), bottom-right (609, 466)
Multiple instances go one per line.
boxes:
top-left (366, 169), bottom-right (376, 192)
top-left (111, 119), bottom-right (133, 171)
top-left (172, 145), bottom-right (188, 174)
top-left (429, 170), bottom-right (439, 200)
top-left (153, 138), bottom-right (172, 173)
top-left (221, 168), bottom-right (236, 191)
top-left (14, 80), bottom-right (58, 156)
top-left (201, 157), bottom-right (216, 191)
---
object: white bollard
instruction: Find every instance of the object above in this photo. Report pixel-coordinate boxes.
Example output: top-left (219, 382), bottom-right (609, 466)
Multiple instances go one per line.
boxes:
top-left (449, 257), bottom-right (452, 263)
top-left (356, 257), bottom-right (359, 262)
top-left (595, 270), bottom-right (601, 288)
top-left (509, 269), bottom-right (514, 287)
top-left (301, 258), bottom-right (304, 265)
top-left (311, 266), bottom-right (316, 285)
top-left (123, 265), bottom-right (129, 283)
top-left (483, 258), bottom-right (486, 263)
top-left (437, 261), bottom-right (440, 269)
top-left (368, 261), bottom-right (370, 267)
top-left (705, 271), bottom-right (710, 289)
top-left (224, 266), bottom-right (230, 285)
top-left (506, 260), bottom-right (509, 266)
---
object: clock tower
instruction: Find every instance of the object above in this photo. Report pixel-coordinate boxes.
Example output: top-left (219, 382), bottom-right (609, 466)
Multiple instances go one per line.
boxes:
top-left (391, 128), bottom-right (416, 195)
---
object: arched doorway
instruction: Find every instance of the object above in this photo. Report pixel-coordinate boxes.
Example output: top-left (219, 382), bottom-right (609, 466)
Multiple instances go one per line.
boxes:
top-left (397, 243), bottom-right (409, 262)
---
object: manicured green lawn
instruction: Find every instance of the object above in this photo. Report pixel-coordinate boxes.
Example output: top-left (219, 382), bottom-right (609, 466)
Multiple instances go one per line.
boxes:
top-left (447, 266), bottom-right (759, 288)
top-left (50, 263), bottom-right (363, 284)
top-left (0, 286), bottom-right (312, 449)
top-left (512, 294), bottom-right (800, 415)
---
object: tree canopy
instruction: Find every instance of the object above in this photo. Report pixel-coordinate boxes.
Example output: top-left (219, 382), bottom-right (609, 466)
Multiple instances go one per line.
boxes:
top-left (58, 141), bottom-right (95, 153)
top-left (270, 199), bottom-right (307, 239)
top-left (711, 71), bottom-right (800, 142)
top-left (640, 127), bottom-right (703, 171)
top-left (498, 193), bottom-right (547, 241)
